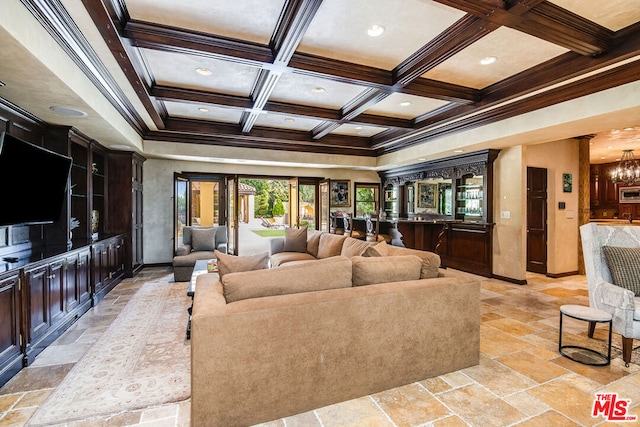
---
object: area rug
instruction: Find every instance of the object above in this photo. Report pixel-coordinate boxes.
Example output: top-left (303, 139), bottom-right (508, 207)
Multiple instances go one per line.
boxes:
top-left (27, 276), bottom-right (191, 426)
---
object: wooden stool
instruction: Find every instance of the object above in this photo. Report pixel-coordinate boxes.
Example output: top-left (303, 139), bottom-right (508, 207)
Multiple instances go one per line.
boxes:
top-left (559, 304), bottom-right (612, 366)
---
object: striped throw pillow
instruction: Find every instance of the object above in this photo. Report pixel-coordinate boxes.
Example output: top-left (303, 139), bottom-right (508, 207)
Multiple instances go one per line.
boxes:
top-left (602, 246), bottom-right (640, 296)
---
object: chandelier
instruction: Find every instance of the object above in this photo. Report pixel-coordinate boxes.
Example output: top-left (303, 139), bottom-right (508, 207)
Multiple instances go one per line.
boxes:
top-left (611, 149), bottom-right (640, 185)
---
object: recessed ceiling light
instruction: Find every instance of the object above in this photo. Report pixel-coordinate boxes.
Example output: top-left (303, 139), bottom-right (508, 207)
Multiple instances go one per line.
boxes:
top-left (354, 126), bottom-right (363, 130)
top-left (399, 101), bottom-right (412, 107)
top-left (196, 67), bottom-right (212, 76)
top-left (49, 105), bottom-right (87, 117)
top-left (418, 158), bottom-right (427, 161)
top-left (480, 56), bottom-right (497, 65)
top-left (366, 24), bottom-right (385, 37)
top-left (198, 107), bottom-right (209, 112)
top-left (312, 87), bottom-right (326, 94)
top-left (453, 149), bottom-right (464, 153)
top-left (284, 117), bottom-right (295, 123)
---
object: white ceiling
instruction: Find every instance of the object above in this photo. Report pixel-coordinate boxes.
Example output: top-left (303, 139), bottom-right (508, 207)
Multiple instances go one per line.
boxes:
top-left (0, 0), bottom-right (639, 169)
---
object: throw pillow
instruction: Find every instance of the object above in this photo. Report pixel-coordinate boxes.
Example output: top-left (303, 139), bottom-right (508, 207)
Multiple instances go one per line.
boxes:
top-left (222, 256), bottom-right (352, 303)
top-left (214, 250), bottom-right (269, 279)
top-left (306, 230), bottom-right (323, 258)
top-left (341, 237), bottom-right (377, 258)
top-left (351, 255), bottom-right (422, 286)
top-left (283, 226), bottom-right (308, 253)
top-left (317, 233), bottom-right (348, 259)
top-left (362, 240), bottom-right (390, 257)
top-left (385, 245), bottom-right (441, 279)
top-left (602, 246), bottom-right (640, 296)
top-left (191, 228), bottom-right (216, 252)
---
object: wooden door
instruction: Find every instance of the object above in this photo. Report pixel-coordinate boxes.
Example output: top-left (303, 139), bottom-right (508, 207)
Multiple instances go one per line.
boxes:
top-left (527, 167), bottom-right (547, 274)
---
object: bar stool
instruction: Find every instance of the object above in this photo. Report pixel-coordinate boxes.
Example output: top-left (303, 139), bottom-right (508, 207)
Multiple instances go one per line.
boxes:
top-left (559, 304), bottom-right (612, 366)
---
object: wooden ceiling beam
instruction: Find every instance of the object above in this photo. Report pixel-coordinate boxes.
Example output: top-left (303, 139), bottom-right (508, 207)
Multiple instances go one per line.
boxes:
top-left (242, 0), bottom-right (323, 133)
top-left (393, 15), bottom-right (499, 86)
top-left (434, 0), bottom-right (612, 56)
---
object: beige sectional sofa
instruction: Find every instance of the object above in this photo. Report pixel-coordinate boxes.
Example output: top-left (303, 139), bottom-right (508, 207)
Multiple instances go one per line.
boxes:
top-left (191, 230), bottom-right (480, 427)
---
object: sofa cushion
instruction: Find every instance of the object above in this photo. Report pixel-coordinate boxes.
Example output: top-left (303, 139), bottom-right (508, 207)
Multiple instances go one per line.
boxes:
top-left (270, 252), bottom-right (317, 267)
top-left (214, 250), bottom-right (269, 279)
top-left (306, 230), bottom-right (323, 258)
top-left (602, 246), bottom-right (640, 296)
top-left (385, 246), bottom-right (441, 279)
top-left (284, 227), bottom-right (308, 253)
top-left (222, 256), bottom-right (352, 303)
top-left (341, 237), bottom-right (377, 258)
top-left (317, 233), bottom-right (347, 259)
top-left (351, 255), bottom-right (422, 286)
top-left (191, 227), bottom-right (216, 251)
top-left (362, 240), bottom-right (390, 257)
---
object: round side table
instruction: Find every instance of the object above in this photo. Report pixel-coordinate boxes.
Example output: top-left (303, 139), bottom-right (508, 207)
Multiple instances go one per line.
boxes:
top-left (559, 304), bottom-right (612, 366)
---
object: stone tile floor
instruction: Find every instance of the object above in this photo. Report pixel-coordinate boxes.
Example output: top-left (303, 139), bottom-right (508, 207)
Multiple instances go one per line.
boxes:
top-left (0, 267), bottom-right (638, 426)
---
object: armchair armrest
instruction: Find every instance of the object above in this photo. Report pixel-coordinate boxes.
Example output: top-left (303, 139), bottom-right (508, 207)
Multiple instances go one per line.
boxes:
top-left (592, 279), bottom-right (637, 336)
top-left (270, 237), bottom-right (285, 256)
top-left (176, 244), bottom-right (191, 256)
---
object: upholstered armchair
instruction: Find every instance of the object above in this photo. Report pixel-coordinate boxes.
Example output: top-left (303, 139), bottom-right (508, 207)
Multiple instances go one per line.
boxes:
top-left (580, 223), bottom-right (640, 366)
top-left (173, 226), bottom-right (228, 281)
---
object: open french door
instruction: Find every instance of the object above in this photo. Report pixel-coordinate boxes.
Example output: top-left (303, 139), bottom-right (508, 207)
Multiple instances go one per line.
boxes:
top-left (288, 178), bottom-right (299, 228)
top-left (226, 175), bottom-right (238, 254)
top-left (319, 179), bottom-right (330, 232)
top-left (173, 172), bottom-right (190, 253)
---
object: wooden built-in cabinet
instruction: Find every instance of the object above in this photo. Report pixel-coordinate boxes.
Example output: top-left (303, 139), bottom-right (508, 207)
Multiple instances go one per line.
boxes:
top-left (379, 149), bottom-right (499, 277)
top-left (590, 163), bottom-right (619, 213)
top-left (0, 270), bottom-right (22, 387)
top-left (91, 235), bottom-right (126, 305)
top-left (0, 103), bottom-right (142, 386)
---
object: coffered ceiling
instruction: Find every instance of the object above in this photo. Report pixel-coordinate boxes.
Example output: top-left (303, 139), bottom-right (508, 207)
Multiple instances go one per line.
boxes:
top-left (2, 0), bottom-right (640, 167)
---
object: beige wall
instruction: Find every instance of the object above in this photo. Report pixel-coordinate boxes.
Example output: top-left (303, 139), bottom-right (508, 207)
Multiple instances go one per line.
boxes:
top-left (493, 140), bottom-right (580, 282)
top-left (143, 158), bottom-right (381, 264)
top-left (525, 139), bottom-right (580, 275)
top-left (493, 146), bottom-right (527, 280)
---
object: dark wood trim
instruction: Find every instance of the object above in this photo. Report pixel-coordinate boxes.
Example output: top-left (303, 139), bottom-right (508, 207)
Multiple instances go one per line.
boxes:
top-left (492, 274), bottom-right (528, 285)
top-left (546, 271), bottom-right (580, 278)
top-left (22, 0), bottom-right (152, 133)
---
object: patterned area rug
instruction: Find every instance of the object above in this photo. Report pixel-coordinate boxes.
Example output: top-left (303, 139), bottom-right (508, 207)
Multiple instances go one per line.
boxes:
top-left (27, 276), bottom-right (190, 426)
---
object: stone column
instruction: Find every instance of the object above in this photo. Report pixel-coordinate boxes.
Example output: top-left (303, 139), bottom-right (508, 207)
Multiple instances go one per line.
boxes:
top-left (577, 135), bottom-right (594, 275)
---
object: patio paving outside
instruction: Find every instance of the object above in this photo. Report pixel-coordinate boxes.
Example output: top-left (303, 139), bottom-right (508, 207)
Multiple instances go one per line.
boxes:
top-left (237, 218), bottom-right (285, 256)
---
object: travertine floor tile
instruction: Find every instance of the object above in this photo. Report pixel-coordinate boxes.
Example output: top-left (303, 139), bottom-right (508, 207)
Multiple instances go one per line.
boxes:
top-left (526, 379), bottom-right (604, 425)
top-left (514, 410), bottom-right (582, 426)
top-left (315, 396), bottom-right (393, 427)
top-left (498, 351), bottom-right (569, 383)
top-left (480, 329), bottom-right (533, 358)
top-left (463, 355), bottom-right (536, 397)
top-left (372, 383), bottom-right (450, 426)
top-left (438, 384), bottom-right (526, 426)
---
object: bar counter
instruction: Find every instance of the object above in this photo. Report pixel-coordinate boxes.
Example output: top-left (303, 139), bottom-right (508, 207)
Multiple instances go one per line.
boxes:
top-left (351, 217), bottom-right (494, 277)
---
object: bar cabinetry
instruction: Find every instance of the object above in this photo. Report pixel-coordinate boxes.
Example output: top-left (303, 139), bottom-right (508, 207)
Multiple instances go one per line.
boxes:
top-left (379, 149), bottom-right (499, 277)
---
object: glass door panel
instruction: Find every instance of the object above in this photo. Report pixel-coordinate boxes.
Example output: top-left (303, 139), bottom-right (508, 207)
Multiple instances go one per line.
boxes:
top-left (319, 180), bottom-right (330, 232)
top-left (288, 178), bottom-right (299, 227)
top-left (174, 173), bottom-right (189, 252)
top-left (226, 176), bottom-right (237, 254)
top-left (299, 182), bottom-right (316, 229)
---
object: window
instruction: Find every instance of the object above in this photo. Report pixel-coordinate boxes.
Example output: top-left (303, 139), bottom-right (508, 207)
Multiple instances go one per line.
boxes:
top-left (354, 183), bottom-right (380, 217)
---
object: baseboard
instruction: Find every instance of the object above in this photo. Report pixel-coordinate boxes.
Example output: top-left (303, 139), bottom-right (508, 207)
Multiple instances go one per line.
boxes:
top-left (546, 270), bottom-right (579, 278)
top-left (491, 274), bottom-right (527, 285)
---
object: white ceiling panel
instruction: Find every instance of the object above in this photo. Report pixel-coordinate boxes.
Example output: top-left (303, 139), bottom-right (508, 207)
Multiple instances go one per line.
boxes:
top-left (164, 101), bottom-right (243, 123)
top-left (297, 0), bottom-right (465, 70)
top-left (549, 0), bottom-right (640, 31)
top-left (422, 27), bottom-right (569, 89)
top-left (366, 93), bottom-right (449, 120)
top-left (142, 49), bottom-right (260, 96)
top-left (125, 0), bottom-right (286, 44)
top-left (331, 123), bottom-right (387, 137)
top-left (271, 73), bottom-right (368, 109)
top-left (254, 112), bottom-right (322, 132)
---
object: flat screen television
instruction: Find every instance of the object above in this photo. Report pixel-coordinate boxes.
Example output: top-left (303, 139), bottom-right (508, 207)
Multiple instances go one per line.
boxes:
top-left (0, 132), bottom-right (72, 226)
